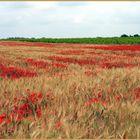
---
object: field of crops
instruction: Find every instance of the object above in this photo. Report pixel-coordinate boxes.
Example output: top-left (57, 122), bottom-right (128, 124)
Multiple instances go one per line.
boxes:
top-left (0, 41), bottom-right (140, 138)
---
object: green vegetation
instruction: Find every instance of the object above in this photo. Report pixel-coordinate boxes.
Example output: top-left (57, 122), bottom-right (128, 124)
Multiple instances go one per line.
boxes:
top-left (2, 35), bottom-right (140, 44)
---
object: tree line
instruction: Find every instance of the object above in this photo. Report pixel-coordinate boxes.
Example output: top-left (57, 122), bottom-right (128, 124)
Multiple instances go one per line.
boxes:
top-left (1, 34), bottom-right (140, 44)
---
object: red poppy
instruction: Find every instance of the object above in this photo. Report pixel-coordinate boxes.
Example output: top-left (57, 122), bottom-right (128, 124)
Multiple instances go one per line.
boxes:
top-left (36, 109), bottom-right (42, 117)
top-left (55, 122), bottom-right (62, 128)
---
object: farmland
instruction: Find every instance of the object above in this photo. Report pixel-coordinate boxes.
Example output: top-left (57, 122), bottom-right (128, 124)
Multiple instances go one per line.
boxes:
top-left (0, 41), bottom-right (140, 138)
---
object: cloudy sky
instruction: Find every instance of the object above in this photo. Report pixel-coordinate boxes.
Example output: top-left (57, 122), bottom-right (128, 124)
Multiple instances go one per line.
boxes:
top-left (0, 1), bottom-right (140, 38)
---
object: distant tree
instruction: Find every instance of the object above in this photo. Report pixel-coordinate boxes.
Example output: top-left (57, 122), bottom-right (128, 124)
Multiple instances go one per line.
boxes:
top-left (134, 34), bottom-right (139, 37)
top-left (121, 34), bottom-right (128, 37)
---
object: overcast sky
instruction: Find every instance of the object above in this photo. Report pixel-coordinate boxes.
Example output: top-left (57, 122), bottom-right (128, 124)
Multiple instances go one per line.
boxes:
top-left (0, 1), bottom-right (140, 38)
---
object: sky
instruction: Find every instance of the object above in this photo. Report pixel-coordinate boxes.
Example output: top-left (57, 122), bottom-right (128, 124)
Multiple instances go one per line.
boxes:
top-left (0, 1), bottom-right (140, 38)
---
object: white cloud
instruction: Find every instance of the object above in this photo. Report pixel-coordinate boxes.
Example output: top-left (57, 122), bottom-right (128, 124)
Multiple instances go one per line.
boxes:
top-left (0, 1), bottom-right (140, 38)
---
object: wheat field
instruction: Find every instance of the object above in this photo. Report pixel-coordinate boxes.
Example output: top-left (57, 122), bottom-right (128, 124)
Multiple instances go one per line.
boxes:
top-left (0, 41), bottom-right (140, 138)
